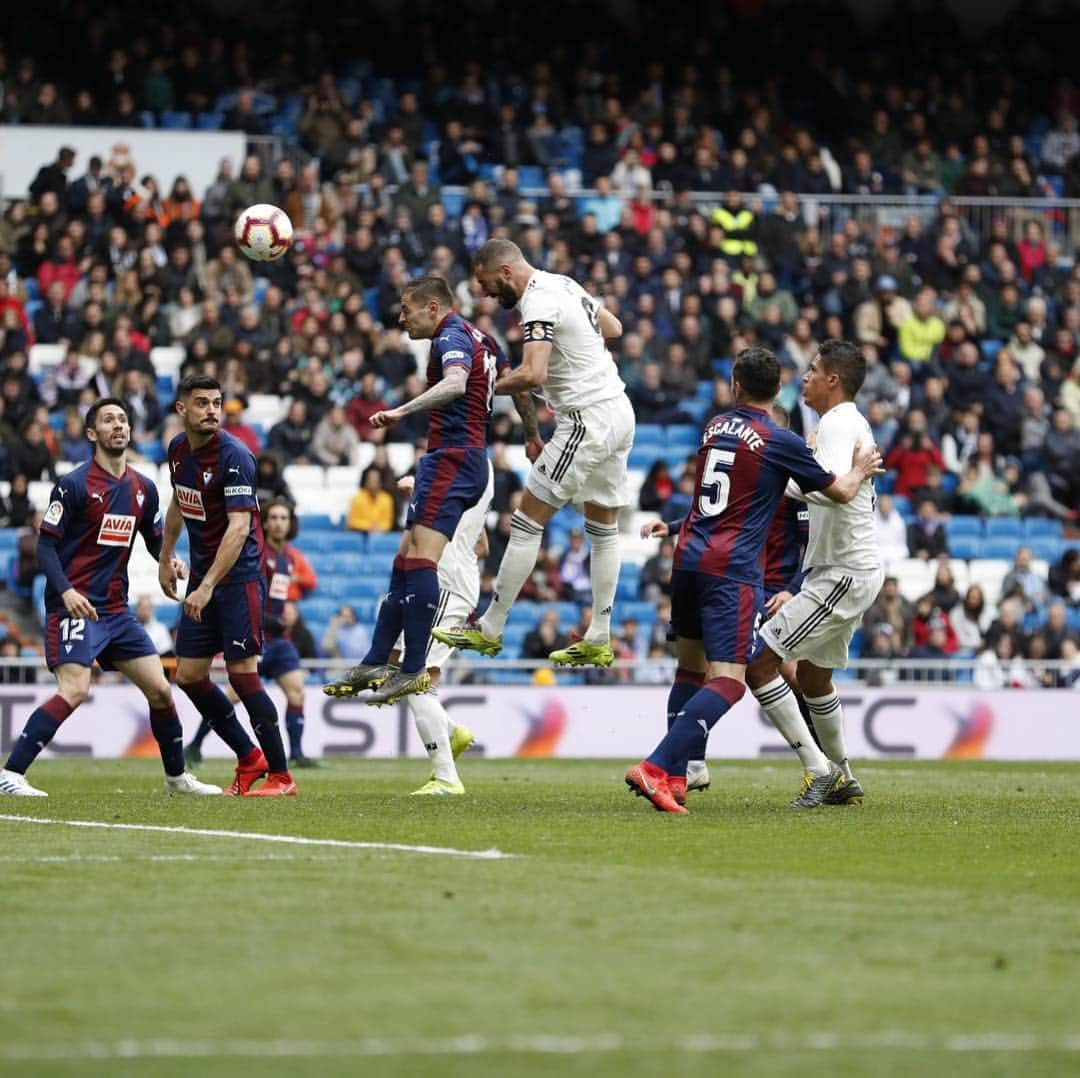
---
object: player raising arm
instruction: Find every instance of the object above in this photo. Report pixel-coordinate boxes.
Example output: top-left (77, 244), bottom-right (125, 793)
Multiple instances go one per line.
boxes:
top-left (322, 275), bottom-right (509, 706)
top-left (625, 348), bottom-right (882, 814)
top-left (0, 399), bottom-right (219, 797)
top-left (433, 238), bottom-right (633, 668)
top-left (160, 374), bottom-right (295, 797)
top-left (746, 340), bottom-right (885, 807)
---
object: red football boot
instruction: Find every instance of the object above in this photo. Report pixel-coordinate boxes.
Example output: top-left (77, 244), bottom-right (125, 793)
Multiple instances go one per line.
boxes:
top-left (244, 771), bottom-right (297, 797)
top-left (222, 748), bottom-right (269, 797)
top-left (668, 774), bottom-right (688, 807)
top-left (625, 761), bottom-right (688, 814)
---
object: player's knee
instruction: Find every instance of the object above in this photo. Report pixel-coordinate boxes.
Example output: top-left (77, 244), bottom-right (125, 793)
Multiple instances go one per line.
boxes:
top-left (145, 681), bottom-right (173, 709)
top-left (59, 684), bottom-right (90, 709)
top-left (285, 687), bottom-right (304, 707)
top-left (228, 671), bottom-right (264, 699)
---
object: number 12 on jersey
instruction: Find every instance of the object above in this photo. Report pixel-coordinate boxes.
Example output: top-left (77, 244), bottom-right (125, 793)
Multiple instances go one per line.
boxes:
top-left (698, 448), bottom-right (735, 517)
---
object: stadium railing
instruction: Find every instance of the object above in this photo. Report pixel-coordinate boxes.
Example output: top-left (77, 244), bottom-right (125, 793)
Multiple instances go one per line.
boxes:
top-left (0, 657), bottom-right (1075, 687)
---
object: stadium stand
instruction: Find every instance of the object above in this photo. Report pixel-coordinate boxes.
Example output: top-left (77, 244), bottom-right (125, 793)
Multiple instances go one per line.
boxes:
top-left (0, 1), bottom-right (1078, 682)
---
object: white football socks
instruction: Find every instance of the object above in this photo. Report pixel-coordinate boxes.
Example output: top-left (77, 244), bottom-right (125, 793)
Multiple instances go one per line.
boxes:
top-left (480, 510), bottom-right (544, 640)
top-left (584, 520), bottom-right (619, 644)
top-left (805, 690), bottom-right (854, 780)
top-left (753, 676), bottom-right (831, 776)
top-left (408, 692), bottom-right (458, 783)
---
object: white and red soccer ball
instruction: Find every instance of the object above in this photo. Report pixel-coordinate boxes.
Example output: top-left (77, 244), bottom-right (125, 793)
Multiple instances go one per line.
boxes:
top-left (234, 203), bottom-right (293, 262)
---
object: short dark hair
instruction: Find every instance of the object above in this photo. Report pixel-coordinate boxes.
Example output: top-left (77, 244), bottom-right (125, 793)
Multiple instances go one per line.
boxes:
top-left (472, 238), bottom-right (523, 272)
top-left (261, 497), bottom-right (298, 541)
top-left (402, 274), bottom-right (453, 309)
top-left (818, 339), bottom-right (866, 397)
top-left (85, 396), bottom-right (129, 433)
top-left (732, 347), bottom-right (781, 402)
top-left (177, 373), bottom-right (221, 398)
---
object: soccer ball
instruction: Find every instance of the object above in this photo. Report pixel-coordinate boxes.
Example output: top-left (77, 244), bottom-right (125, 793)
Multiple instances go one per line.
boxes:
top-left (234, 204), bottom-right (293, 262)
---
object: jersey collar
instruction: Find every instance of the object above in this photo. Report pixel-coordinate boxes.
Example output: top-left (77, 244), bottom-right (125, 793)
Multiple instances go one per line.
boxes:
top-left (434, 311), bottom-right (457, 335)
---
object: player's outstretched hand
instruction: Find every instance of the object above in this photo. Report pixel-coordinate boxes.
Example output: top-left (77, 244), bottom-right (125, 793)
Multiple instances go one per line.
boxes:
top-left (765, 590), bottom-right (794, 617)
top-left (370, 409), bottom-right (400, 429)
top-left (397, 475), bottom-right (416, 494)
top-left (525, 435), bottom-right (545, 462)
top-left (183, 582), bottom-right (213, 624)
top-left (640, 519), bottom-right (670, 539)
top-left (159, 558), bottom-right (180, 600)
top-left (851, 440), bottom-right (885, 479)
top-left (61, 588), bottom-right (98, 622)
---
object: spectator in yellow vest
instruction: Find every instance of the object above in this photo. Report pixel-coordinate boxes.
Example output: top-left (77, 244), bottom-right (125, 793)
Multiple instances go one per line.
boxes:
top-left (898, 287), bottom-right (946, 366)
top-left (710, 190), bottom-right (758, 258)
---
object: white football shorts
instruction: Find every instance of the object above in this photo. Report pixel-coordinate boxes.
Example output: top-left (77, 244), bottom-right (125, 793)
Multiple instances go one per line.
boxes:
top-left (759, 565), bottom-right (885, 670)
top-left (526, 393), bottom-right (635, 509)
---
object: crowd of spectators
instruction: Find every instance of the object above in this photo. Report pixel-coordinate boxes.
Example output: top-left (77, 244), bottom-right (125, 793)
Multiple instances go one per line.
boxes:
top-left (0, 2), bottom-right (1079, 676)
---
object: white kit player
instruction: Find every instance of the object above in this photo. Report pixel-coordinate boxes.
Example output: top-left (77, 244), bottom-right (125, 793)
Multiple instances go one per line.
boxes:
top-left (746, 340), bottom-right (885, 808)
top-left (389, 462), bottom-right (494, 795)
top-left (433, 238), bottom-right (635, 668)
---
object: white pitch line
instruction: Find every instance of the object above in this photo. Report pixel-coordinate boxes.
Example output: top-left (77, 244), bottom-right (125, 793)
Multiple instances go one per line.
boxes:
top-left (0, 814), bottom-right (514, 860)
top-left (1, 1032), bottom-right (1079, 1062)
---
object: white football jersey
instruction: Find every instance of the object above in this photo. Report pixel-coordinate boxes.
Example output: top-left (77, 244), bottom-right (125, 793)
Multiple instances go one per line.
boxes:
top-left (437, 462), bottom-right (494, 608)
top-left (518, 270), bottom-right (625, 413)
top-left (793, 401), bottom-right (882, 574)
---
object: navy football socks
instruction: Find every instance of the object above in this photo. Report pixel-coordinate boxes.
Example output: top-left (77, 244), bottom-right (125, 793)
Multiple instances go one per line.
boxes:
top-left (363, 557), bottom-right (407, 665)
top-left (4, 696), bottom-right (73, 774)
top-left (401, 558), bottom-right (440, 674)
top-left (648, 677), bottom-right (747, 776)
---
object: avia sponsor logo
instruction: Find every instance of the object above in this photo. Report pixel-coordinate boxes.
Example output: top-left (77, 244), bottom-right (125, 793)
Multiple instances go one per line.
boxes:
top-left (223, 485), bottom-right (253, 498)
top-left (268, 572), bottom-right (290, 601)
top-left (175, 485), bottom-right (206, 521)
top-left (97, 514), bottom-right (136, 547)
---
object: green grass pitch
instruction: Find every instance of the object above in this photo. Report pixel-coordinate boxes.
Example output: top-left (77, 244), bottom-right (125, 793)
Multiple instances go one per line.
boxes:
top-left (1, 758), bottom-right (1078, 1077)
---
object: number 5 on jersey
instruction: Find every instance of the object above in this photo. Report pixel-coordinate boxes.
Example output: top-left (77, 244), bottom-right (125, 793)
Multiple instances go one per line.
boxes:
top-left (698, 448), bottom-right (735, 517)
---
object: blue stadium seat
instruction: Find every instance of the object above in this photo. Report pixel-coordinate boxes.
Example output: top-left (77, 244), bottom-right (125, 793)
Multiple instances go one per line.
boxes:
top-left (24, 279), bottom-right (40, 302)
top-left (298, 533), bottom-right (337, 554)
top-left (301, 514), bottom-right (337, 532)
top-left (666, 426), bottom-right (700, 453)
top-left (154, 604), bottom-right (181, 629)
top-left (138, 110), bottom-right (156, 128)
top-left (1023, 518), bottom-right (1063, 539)
top-left (849, 627), bottom-right (863, 657)
top-left (298, 598), bottom-right (338, 623)
top-left (364, 287), bottom-right (380, 316)
top-left (368, 532), bottom-right (404, 555)
top-left (985, 518), bottom-right (1022, 538)
top-left (634, 424), bottom-right (666, 449)
top-left (891, 494), bottom-right (911, 518)
top-left (712, 358), bottom-right (733, 380)
top-left (621, 600), bottom-right (660, 624)
top-left (1027, 537), bottom-right (1064, 563)
top-left (948, 536), bottom-right (982, 560)
top-left (946, 515), bottom-right (982, 538)
top-left (156, 374), bottom-right (175, 399)
top-left (1067, 608), bottom-right (1080, 633)
top-left (979, 339), bottom-right (1003, 360)
top-left (517, 166), bottom-right (544, 189)
top-left (876, 472), bottom-right (895, 494)
top-left (981, 537), bottom-right (1021, 560)
top-left (161, 111), bottom-right (193, 129)
top-left (327, 533), bottom-right (363, 552)
top-left (628, 447), bottom-right (662, 470)
top-left (196, 112), bottom-right (224, 130)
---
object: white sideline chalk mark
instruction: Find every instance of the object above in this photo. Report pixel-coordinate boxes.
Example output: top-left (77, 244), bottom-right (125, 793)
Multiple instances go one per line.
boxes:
top-left (0, 854), bottom-right (321, 863)
top-left (0, 814), bottom-right (514, 861)
top-left (0, 1032), bottom-right (1079, 1062)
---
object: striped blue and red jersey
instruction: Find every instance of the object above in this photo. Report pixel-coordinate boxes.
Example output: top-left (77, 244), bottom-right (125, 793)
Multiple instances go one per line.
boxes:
top-left (425, 312), bottom-right (508, 450)
top-left (762, 496), bottom-right (810, 595)
top-left (674, 406), bottom-right (835, 584)
top-left (167, 429), bottom-right (264, 587)
top-left (262, 544), bottom-right (297, 618)
top-left (38, 460), bottom-right (162, 615)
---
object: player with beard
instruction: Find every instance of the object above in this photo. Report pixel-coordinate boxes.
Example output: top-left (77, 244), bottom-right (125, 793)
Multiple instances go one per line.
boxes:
top-left (0, 398), bottom-right (219, 797)
top-left (160, 374), bottom-right (296, 797)
top-left (432, 238), bottom-right (634, 669)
